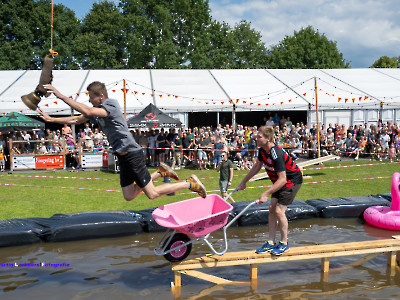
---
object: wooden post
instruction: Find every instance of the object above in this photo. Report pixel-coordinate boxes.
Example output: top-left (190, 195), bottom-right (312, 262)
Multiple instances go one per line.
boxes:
top-left (321, 257), bottom-right (329, 282)
top-left (123, 79), bottom-right (127, 120)
top-left (250, 263), bottom-right (257, 281)
top-left (314, 77), bottom-right (321, 158)
top-left (387, 251), bottom-right (396, 277)
top-left (174, 271), bottom-right (181, 288)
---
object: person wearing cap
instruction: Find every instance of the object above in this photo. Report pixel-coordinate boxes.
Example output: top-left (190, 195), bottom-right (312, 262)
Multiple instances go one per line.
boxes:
top-left (38, 81), bottom-right (207, 200)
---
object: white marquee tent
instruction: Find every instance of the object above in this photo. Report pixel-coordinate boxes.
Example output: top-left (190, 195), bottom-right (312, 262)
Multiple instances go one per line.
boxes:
top-left (1, 68), bottom-right (400, 127)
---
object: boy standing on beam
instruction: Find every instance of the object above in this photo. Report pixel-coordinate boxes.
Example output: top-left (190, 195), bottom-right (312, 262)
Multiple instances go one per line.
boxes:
top-left (38, 81), bottom-right (206, 201)
top-left (237, 125), bottom-right (302, 255)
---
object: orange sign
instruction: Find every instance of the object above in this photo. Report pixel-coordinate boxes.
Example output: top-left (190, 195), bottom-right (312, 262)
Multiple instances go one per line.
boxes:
top-left (35, 155), bottom-right (64, 168)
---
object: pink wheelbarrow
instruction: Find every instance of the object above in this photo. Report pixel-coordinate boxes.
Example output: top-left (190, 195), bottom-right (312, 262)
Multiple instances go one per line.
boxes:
top-left (152, 190), bottom-right (255, 262)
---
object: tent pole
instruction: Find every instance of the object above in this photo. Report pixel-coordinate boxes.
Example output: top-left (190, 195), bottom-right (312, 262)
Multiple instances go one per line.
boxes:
top-left (314, 77), bottom-right (321, 158)
top-left (123, 79), bottom-right (127, 120)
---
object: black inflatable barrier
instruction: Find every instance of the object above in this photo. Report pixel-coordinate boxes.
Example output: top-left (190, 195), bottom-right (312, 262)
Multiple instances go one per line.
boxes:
top-left (0, 218), bottom-right (45, 247)
top-left (0, 195), bottom-right (394, 248)
top-left (43, 211), bottom-right (143, 242)
top-left (137, 208), bottom-right (167, 233)
top-left (377, 193), bottom-right (392, 201)
top-left (233, 199), bottom-right (318, 226)
top-left (305, 195), bottom-right (391, 218)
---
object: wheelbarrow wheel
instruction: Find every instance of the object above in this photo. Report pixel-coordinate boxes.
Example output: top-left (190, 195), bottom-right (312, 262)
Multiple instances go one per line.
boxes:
top-left (163, 233), bottom-right (192, 262)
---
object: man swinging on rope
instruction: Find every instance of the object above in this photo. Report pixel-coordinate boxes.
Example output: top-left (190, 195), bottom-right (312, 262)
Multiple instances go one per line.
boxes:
top-left (38, 81), bottom-right (207, 201)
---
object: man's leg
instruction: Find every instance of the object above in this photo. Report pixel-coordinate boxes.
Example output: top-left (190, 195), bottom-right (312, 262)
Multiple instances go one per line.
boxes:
top-left (268, 197), bottom-right (279, 244)
top-left (275, 203), bottom-right (289, 243)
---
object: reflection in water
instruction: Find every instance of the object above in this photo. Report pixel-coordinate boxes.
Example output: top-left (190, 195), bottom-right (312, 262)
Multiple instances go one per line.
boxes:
top-left (0, 218), bottom-right (399, 299)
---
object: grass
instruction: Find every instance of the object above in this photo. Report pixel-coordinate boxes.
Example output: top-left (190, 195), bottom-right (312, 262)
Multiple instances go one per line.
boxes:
top-left (0, 159), bottom-right (398, 219)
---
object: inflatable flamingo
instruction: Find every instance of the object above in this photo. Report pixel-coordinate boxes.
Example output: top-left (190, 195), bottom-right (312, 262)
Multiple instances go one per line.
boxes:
top-left (364, 172), bottom-right (400, 230)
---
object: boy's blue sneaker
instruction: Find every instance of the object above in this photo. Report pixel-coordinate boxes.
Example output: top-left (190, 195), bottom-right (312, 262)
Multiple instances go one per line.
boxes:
top-left (271, 241), bottom-right (289, 256)
top-left (256, 242), bottom-right (276, 254)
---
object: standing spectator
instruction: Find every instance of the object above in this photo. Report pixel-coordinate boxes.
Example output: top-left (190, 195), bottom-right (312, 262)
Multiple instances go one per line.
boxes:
top-left (216, 151), bottom-right (234, 202)
top-left (0, 148), bottom-right (6, 172)
top-left (138, 131), bottom-right (149, 163)
top-left (171, 132), bottom-right (183, 169)
top-left (272, 113), bottom-right (280, 127)
top-left (62, 124), bottom-right (72, 136)
top-left (213, 137), bottom-right (225, 168)
top-left (379, 130), bottom-right (390, 160)
top-left (265, 116), bottom-right (274, 126)
top-left (147, 130), bottom-right (156, 167)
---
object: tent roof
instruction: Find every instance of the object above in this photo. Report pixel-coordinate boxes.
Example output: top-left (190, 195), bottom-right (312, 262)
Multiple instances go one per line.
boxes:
top-left (127, 103), bottom-right (182, 129)
top-left (1, 69), bottom-right (400, 116)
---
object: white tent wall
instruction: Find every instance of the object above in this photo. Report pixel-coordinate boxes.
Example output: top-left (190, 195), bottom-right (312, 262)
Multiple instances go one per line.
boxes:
top-left (1, 68), bottom-right (400, 127)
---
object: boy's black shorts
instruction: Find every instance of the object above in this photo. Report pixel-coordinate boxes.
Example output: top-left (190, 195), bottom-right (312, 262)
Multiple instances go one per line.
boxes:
top-left (117, 151), bottom-right (151, 188)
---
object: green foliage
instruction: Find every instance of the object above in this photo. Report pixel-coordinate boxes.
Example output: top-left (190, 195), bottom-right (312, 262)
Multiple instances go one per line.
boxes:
top-left (267, 26), bottom-right (350, 69)
top-left (370, 56), bottom-right (399, 68)
top-left (0, 1), bottom-right (350, 70)
top-left (0, 0), bottom-right (80, 70)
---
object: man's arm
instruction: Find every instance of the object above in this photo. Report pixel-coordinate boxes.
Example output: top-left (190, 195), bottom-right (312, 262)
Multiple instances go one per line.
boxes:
top-left (43, 84), bottom-right (108, 118)
top-left (38, 108), bottom-right (88, 125)
top-left (237, 159), bottom-right (263, 190)
top-left (258, 171), bottom-right (287, 203)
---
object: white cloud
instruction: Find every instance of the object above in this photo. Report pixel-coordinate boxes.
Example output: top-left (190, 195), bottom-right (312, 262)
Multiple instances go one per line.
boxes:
top-left (209, 0), bottom-right (400, 67)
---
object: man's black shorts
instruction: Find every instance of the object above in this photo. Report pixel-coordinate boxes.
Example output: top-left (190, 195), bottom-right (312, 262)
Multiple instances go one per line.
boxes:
top-left (116, 151), bottom-right (151, 188)
top-left (271, 184), bottom-right (302, 206)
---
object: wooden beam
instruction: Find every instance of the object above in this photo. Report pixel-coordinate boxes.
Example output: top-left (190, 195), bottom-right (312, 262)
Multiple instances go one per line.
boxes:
top-left (180, 270), bottom-right (233, 285)
top-left (170, 237), bottom-right (400, 289)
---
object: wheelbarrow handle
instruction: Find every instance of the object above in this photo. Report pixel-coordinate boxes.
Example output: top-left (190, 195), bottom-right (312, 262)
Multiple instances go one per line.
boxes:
top-left (224, 188), bottom-right (237, 203)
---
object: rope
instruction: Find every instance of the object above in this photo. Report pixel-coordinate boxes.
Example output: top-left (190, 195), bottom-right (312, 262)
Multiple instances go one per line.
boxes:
top-left (48, 0), bottom-right (58, 57)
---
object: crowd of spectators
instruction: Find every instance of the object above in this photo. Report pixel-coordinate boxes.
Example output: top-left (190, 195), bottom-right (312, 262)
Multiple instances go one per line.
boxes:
top-left (0, 124), bottom-right (109, 169)
top-left (1, 118), bottom-right (399, 171)
top-left (131, 120), bottom-right (400, 170)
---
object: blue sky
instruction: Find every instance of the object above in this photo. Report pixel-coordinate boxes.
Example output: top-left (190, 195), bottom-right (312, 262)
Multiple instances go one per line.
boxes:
top-left (54, 0), bottom-right (400, 68)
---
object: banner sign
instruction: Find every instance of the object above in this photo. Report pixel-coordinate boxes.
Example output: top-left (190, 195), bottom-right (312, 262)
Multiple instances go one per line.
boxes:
top-left (35, 155), bottom-right (64, 168)
top-left (12, 156), bottom-right (36, 170)
top-left (81, 153), bottom-right (103, 168)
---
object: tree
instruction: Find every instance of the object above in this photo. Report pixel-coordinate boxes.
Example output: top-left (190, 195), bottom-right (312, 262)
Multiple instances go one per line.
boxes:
top-left (370, 56), bottom-right (399, 68)
top-left (266, 26), bottom-right (350, 69)
top-left (188, 20), bottom-right (268, 69)
top-left (0, 0), bottom-right (80, 70)
top-left (74, 1), bottom-right (125, 69)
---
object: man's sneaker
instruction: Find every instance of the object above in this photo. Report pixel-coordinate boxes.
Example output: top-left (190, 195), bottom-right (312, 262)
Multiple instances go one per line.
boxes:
top-left (187, 175), bottom-right (207, 198)
top-left (157, 162), bottom-right (179, 181)
top-left (256, 242), bottom-right (276, 254)
top-left (271, 241), bottom-right (289, 256)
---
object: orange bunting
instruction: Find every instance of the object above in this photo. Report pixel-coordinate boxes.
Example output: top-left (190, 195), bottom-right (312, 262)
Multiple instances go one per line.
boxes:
top-left (77, 93), bottom-right (80, 97)
top-left (45, 104), bottom-right (49, 107)
top-left (243, 101), bottom-right (246, 104)
top-left (142, 93), bottom-right (145, 95)
top-left (303, 93), bottom-right (306, 96)
top-left (85, 92), bottom-right (88, 96)
top-left (250, 103), bottom-right (253, 105)
top-left (53, 101), bottom-right (58, 104)
top-left (134, 91), bottom-right (137, 94)
top-left (338, 98), bottom-right (341, 102)
top-left (159, 95), bottom-right (162, 98)
top-left (288, 100), bottom-right (292, 102)
top-left (345, 98), bottom-right (348, 103)
top-left (175, 96), bottom-right (178, 98)
top-left (69, 96), bottom-right (73, 99)
top-left (280, 102), bottom-right (283, 105)
top-left (19, 110), bottom-right (23, 113)
top-left (352, 98), bottom-right (355, 103)
top-left (359, 97), bottom-right (362, 101)
top-left (221, 102), bottom-right (224, 104)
